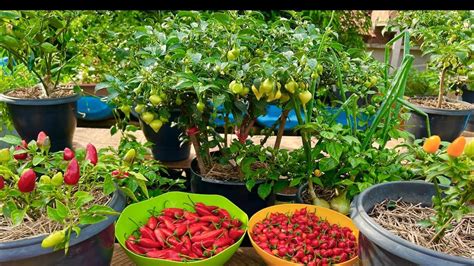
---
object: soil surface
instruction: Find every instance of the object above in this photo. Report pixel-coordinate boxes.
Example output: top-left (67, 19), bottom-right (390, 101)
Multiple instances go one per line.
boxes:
top-left (6, 85), bottom-right (75, 99)
top-left (203, 160), bottom-right (268, 182)
top-left (370, 199), bottom-right (473, 259)
top-left (409, 96), bottom-right (473, 111)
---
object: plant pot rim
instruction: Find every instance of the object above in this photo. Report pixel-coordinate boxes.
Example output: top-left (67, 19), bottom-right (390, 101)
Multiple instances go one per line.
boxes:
top-left (352, 180), bottom-right (473, 264)
top-left (408, 96), bottom-right (474, 115)
top-left (0, 90), bottom-right (81, 106)
top-left (0, 189), bottom-right (125, 250)
top-left (190, 156), bottom-right (265, 186)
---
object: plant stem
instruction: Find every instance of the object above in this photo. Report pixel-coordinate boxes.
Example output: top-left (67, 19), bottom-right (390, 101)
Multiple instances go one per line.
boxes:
top-left (189, 134), bottom-right (206, 174)
top-left (224, 115), bottom-right (229, 148)
top-left (274, 109), bottom-right (289, 150)
top-left (437, 68), bottom-right (447, 108)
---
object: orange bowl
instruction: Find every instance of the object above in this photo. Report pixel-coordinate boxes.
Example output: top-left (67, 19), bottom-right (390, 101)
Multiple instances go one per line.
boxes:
top-left (248, 203), bottom-right (359, 266)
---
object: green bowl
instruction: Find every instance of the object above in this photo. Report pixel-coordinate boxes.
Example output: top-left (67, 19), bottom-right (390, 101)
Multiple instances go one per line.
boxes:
top-left (115, 191), bottom-right (249, 266)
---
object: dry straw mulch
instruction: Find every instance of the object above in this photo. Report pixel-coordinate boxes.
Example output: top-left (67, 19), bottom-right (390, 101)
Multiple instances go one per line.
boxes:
top-left (0, 189), bottom-right (110, 243)
top-left (370, 199), bottom-right (474, 259)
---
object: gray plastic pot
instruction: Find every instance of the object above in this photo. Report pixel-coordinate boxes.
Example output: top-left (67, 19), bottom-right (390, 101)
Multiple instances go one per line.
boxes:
top-left (351, 181), bottom-right (473, 266)
top-left (0, 190), bottom-right (126, 266)
top-left (404, 98), bottom-right (473, 142)
top-left (0, 92), bottom-right (81, 152)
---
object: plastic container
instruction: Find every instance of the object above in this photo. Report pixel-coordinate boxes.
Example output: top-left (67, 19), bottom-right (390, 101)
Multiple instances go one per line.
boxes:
top-left (76, 96), bottom-right (114, 121)
top-left (256, 105), bottom-right (302, 131)
top-left (115, 191), bottom-right (248, 266)
top-left (351, 181), bottom-right (474, 266)
top-left (248, 203), bottom-right (359, 266)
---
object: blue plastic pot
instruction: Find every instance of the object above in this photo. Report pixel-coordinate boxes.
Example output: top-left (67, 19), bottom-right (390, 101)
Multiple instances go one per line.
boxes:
top-left (76, 96), bottom-right (114, 121)
top-left (256, 104), bottom-right (302, 131)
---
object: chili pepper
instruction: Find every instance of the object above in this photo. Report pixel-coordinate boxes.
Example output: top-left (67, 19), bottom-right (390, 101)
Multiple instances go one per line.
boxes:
top-left (162, 219), bottom-right (176, 231)
top-left (230, 218), bottom-right (242, 228)
top-left (126, 239), bottom-right (145, 255)
top-left (160, 228), bottom-right (173, 238)
top-left (186, 126), bottom-right (200, 136)
top-left (85, 143), bottom-right (98, 165)
top-left (215, 246), bottom-right (229, 254)
top-left (13, 145), bottom-right (27, 160)
top-left (216, 208), bottom-right (231, 219)
top-left (0, 148), bottom-right (10, 162)
top-left (147, 216), bottom-right (158, 230)
top-left (0, 176), bottom-right (4, 190)
top-left (183, 211), bottom-right (199, 222)
top-left (63, 147), bottom-right (75, 161)
top-left (36, 131), bottom-right (50, 151)
top-left (41, 230), bottom-right (66, 249)
top-left (213, 236), bottom-right (233, 248)
top-left (196, 202), bottom-right (219, 212)
top-left (146, 249), bottom-right (172, 258)
top-left (171, 242), bottom-right (184, 253)
top-left (447, 136), bottom-right (466, 158)
top-left (64, 158), bottom-right (80, 185)
top-left (221, 220), bottom-right (231, 229)
top-left (166, 236), bottom-right (181, 246)
top-left (465, 140), bottom-right (474, 158)
top-left (18, 169), bottom-right (36, 193)
top-left (21, 140), bottom-right (28, 149)
top-left (174, 223), bottom-right (187, 236)
top-left (123, 148), bottom-right (136, 166)
top-left (422, 135), bottom-right (441, 154)
top-left (182, 235), bottom-right (192, 251)
top-left (229, 228), bottom-right (244, 240)
top-left (195, 206), bottom-right (213, 217)
top-left (199, 215), bottom-right (220, 223)
top-left (191, 243), bottom-right (204, 257)
top-left (136, 237), bottom-right (161, 248)
top-left (51, 172), bottom-right (63, 186)
top-left (190, 229), bottom-right (223, 243)
top-left (188, 223), bottom-right (207, 235)
top-left (153, 228), bottom-right (166, 247)
top-left (162, 208), bottom-right (184, 218)
top-left (139, 226), bottom-right (157, 241)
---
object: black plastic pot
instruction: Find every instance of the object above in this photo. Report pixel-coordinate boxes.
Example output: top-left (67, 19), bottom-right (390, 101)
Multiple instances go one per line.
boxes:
top-left (0, 92), bottom-right (80, 152)
top-left (135, 110), bottom-right (191, 162)
top-left (351, 181), bottom-right (473, 266)
top-left (461, 87), bottom-right (474, 132)
top-left (295, 182), bottom-right (307, 203)
top-left (0, 190), bottom-right (126, 266)
top-left (276, 191), bottom-right (297, 203)
top-left (404, 99), bottom-right (473, 142)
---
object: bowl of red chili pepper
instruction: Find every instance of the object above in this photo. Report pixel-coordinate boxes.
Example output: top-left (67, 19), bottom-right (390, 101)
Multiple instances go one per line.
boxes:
top-left (115, 191), bottom-right (248, 265)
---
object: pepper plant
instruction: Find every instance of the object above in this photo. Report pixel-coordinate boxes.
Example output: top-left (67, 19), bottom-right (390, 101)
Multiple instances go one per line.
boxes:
top-left (398, 135), bottom-right (474, 242)
top-left (0, 11), bottom-right (79, 97)
top-left (0, 131), bottom-right (176, 252)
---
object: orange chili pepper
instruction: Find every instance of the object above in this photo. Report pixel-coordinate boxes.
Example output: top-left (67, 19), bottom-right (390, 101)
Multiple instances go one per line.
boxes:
top-left (447, 136), bottom-right (466, 158)
top-left (422, 135), bottom-right (441, 154)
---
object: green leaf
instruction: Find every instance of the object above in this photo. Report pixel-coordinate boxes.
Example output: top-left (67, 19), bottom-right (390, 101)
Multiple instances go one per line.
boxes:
top-left (136, 179), bottom-right (149, 199)
top-left (311, 177), bottom-right (323, 187)
top-left (32, 155), bottom-right (45, 166)
top-left (79, 214), bottom-right (107, 225)
top-left (71, 226), bottom-right (81, 238)
top-left (47, 206), bottom-right (64, 223)
top-left (55, 200), bottom-right (69, 218)
top-left (11, 209), bottom-right (25, 226)
top-left (103, 175), bottom-right (115, 195)
top-left (257, 182), bottom-right (273, 200)
top-left (0, 11), bottom-right (20, 19)
top-left (417, 219), bottom-right (432, 228)
top-left (130, 172), bottom-right (148, 181)
top-left (319, 157), bottom-right (338, 172)
top-left (0, 135), bottom-right (21, 145)
top-left (40, 42), bottom-right (57, 53)
top-left (289, 177), bottom-right (302, 187)
top-left (89, 205), bottom-right (119, 216)
top-left (320, 131), bottom-right (335, 139)
top-left (436, 176), bottom-right (451, 186)
top-left (338, 179), bottom-right (354, 186)
top-left (245, 179), bottom-right (256, 192)
top-left (326, 142), bottom-right (343, 161)
top-left (74, 191), bottom-right (94, 208)
top-left (119, 186), bottom-right (138, 202)
top-left (241, 157), bottom-right (256, 174)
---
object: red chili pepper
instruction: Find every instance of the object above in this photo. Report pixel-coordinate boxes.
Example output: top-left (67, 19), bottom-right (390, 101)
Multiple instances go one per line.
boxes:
top-left (191, 243), bottom-right (203, 257)
top-left (63, 147), bottom-right (75, 161)
top-left (199, 215), bottom-right (220, 223)
top-left (174, 223), bottom-right (187, 236)
top-left (125, 237), bottom-right (145, 254)
top-left (190, 229), bottom-right (223, 243)
top-left (196, 202), bottom-right (219, 211)
top-left (146, 249), bottom-right (173, 259)
top-left (213, 236), bottom-right (233, 248)
top-left (182, 235), bottom-right (192, 251)
top-left (139, 226), bottom-right (156, 241)
top-left (186, 126), bottom-right (200, 136)
top-left (147, 216), bottom-right (158, 230)
top-left (64, 158), bottom-right (80, 185)
top-left (188, 222), bottom-right (207, 235)
top-left (195, 206), bottom-right (213, 217)
top-left (162, 208), bottom-right (184, 218)
top-left (85, 143), bottom-right (98, 166)
top-left (153, 228), bottom-right (166, 247)
top-left (18, 169), bottom-right (36, 193)
top-left (163, 219), bottom-right (176, 231)
top-left (160, 228), bottom-right (173, 238)
top-left (183, 211), bottom-right (199, 223)
top-left (229, 228), bottom-right (244, 240)
top-left (0, 176), bottom-right (5, 190)
top-left (21, 140), bottom-right (28, 149)
top-left (230, 218), bottom-right (242, 228)
top-left (221, 220), bottom-right (231, 229)
top-left (136, 237), bottom-right (161, 248)
top-left (36, 131), bottom-right (50, 150)
top-left (216, 208), bottom-right (231, 219)
top-left (13, 145), bottom-right (27, 160)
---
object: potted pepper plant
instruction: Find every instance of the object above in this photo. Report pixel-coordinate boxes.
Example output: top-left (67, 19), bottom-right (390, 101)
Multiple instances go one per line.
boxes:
top-left (0, 11), bottom-right (82, 151)
top-left (351, 135), bottom-right (474, 264)
top-left (387, 11), bottom-right (474, 141)
top-left (0, 132), bottom-right (126, 265)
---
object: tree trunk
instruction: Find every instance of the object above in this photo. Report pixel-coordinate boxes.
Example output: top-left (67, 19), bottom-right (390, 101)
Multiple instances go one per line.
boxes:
top-left (274, 109), bottom-right (289, 150)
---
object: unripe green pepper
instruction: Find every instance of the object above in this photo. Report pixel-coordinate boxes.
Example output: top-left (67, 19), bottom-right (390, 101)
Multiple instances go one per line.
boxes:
top-left (51, 172), bottom-right (64, 186)
top-left (41, 230), bottom-right (66, 249)
top-left (123, 148), bottom-right (136, 166)
top-left (0, 148), bottom-right (10, 162)
top-left (464, 140), bottom-right (474, 158)
top-left (39, 175), bottom-right (51, 184)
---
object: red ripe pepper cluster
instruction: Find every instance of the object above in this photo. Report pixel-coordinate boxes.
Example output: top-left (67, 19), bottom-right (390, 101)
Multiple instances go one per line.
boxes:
top-left (125, 202), bottom-right (245, 262)
top-left (251, 208), bottom-right (357, 266)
